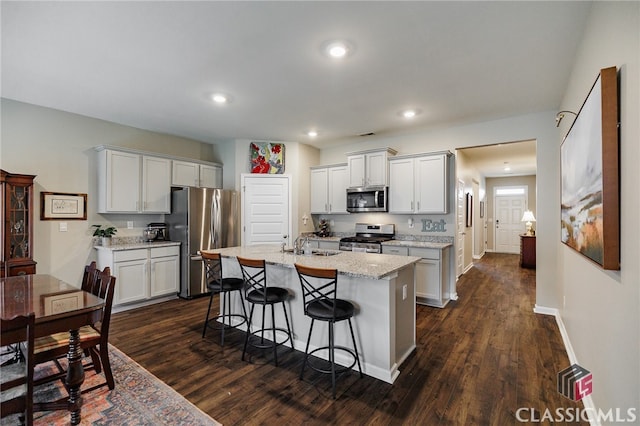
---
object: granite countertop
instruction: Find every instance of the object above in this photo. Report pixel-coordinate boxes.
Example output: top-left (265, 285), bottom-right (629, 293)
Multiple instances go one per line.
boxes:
top-left (382, 240), bottom-right (453, 250)
top-left (202, 245), bottom-right (420, 280)
top-left (94, 240), bottom-right (181, 251)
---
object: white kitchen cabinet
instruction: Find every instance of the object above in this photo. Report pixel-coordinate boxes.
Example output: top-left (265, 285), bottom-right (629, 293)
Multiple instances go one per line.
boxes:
top-left (150, 246), bottom-right (180, 297)
top-left (347, 148), bottom-right (396, 187)
top-left (172, 160), bottom-right (199, 187)
top-left (389, 152), bottom-right (450, 214)
top-left (96, 147), bottom-right (171, 213)
top-left (172, 160), bottom-right (222, 188)
top-left (142, 156), bottom-right (171, 213)
top-left (199, 164), bottom-right (222, 188)
top-left (310, 164), bottom-right (348, 214)
top-left (410, 247), bottom-right (450, 307)
top-left (382, 244), bottom-right (451, 308)
top-left (96, 244), bottom-right (180, 309)
top-left (110, 249), bottom-right (149, 305)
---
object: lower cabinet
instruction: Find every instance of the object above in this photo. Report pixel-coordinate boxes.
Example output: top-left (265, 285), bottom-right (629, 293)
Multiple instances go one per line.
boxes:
top-left (382, 245), bottom-right (451, 308)
top-left (96, 245), bottom-right (180, 308)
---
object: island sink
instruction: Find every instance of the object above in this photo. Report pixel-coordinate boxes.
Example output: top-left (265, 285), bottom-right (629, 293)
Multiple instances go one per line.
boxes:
top-left (282, 248), bottom-right (341, 256)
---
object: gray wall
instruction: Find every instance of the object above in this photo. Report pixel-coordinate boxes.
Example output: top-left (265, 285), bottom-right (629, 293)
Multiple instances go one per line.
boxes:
top-left (0, 99), bottom-right (217, 285)
top-left (556, 2), bottom-right (639, 415)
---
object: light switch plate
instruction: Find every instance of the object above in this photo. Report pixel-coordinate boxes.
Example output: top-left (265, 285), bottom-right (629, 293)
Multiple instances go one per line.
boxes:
top-left (59, 222), bottom-right (67, 232)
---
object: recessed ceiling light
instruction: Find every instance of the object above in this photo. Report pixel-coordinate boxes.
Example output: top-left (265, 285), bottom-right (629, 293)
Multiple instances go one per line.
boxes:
top-left (322, 40), bottom-right (353, 59)
top-left (307, 130), bottom-right (318, 137)
top-left (399, 109), bottom-right (421, 119)
top-left (328, 43), bottom-right (347, 58)
top-left (211, 93), bottom-right (228, 104)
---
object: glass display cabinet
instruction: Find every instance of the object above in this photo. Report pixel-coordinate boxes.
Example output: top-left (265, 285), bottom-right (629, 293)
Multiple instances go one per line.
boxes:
top-left (1, 170), bottom-right (37, 277)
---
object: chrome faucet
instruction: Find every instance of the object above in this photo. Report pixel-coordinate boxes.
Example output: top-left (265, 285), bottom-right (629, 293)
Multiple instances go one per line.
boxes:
top-left (293, 235), bottom-right (308, 255)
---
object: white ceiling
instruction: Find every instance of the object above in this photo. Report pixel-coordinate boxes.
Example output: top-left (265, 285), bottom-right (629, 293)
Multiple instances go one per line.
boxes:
top-left (459, 140), bottom-right (537, 178)
top-left (1, 1), bottom-right (591, 175)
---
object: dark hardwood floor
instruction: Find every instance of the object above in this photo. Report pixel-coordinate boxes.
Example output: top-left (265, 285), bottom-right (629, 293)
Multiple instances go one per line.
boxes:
top-left (109, 253), bottom-right (587, 425)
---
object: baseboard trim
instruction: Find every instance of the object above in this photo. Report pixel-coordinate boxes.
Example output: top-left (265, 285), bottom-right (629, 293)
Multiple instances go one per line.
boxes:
top-left (533, 305), bottom-right (598, 426)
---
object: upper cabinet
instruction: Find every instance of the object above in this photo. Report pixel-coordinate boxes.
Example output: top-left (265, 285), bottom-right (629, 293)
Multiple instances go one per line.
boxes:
top-left (389, 152), bottom-right (451, 214)
top-left (347, 148), bottom-right (397, 187)
top-left (97, 147), bottom-right (171, 213)
top-left (1, 170), bottom-right (37, 277)
top-left (310, 164), bottom-right (348, 214)
top-left (96, 146), bottom-right (223, 213)
top-left (172, 160), bottom-right (222, 188)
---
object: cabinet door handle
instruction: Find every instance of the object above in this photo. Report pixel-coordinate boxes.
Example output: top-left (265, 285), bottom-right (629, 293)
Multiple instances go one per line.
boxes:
top-left (411, 201), bottom-right (414, 210)
top-left (417, 201), bottom-right (420, 211)
top-left (328, 204), bottom-right (332, 212)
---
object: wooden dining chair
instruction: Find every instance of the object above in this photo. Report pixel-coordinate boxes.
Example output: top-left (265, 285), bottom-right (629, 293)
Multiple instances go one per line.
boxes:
top-left (1, 313), bottom-right (36, 426)
top-left (81, 261), bottom-right (100, 292)
top-left (32, 266), bottom-right (117, 392)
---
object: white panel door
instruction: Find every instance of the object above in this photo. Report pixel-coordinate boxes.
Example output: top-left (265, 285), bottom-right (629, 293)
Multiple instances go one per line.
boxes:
top-left (495, 195), bottom-right (526, 253)
top-left (241, 175), bottom-right (291, 246)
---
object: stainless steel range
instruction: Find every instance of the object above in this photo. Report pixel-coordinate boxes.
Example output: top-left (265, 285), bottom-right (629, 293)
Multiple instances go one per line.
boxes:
top-left (339, 223), bottom-right (395, 253)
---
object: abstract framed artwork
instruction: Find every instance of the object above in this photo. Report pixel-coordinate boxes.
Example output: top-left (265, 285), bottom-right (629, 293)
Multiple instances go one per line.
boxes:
top-left (250, 142), bottom-right (285, 174)
top-left (560, 66), bottom-right (619, 270)
top-left (40, 192), bottom-right (87, 220)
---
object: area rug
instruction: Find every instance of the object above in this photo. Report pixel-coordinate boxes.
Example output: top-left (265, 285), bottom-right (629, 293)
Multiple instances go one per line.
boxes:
top-left (4, 344), bottom-right (220, 425)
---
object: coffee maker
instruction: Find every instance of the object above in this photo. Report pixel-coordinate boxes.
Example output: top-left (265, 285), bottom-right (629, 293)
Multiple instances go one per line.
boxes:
top-left (144, 222), bottom-right (169, 241)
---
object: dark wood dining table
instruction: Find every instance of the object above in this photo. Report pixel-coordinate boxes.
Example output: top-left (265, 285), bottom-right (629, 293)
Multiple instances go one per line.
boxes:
top-left (0, 274), bottom-right (104, 425)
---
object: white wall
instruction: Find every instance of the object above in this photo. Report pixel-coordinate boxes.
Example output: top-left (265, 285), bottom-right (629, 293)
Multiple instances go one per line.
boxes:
top-left (1, 99), bottom-right (217, 286)
top-left (557, 2), bottom-right (639, 416)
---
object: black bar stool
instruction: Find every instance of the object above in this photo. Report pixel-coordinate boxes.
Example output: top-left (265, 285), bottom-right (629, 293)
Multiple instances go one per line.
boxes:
top-left (295, 263), bottom-right (363, 399)
top-left (237, 256), bottom-right (293, 366)
top-left (201, 252), bottom-right (248, 346)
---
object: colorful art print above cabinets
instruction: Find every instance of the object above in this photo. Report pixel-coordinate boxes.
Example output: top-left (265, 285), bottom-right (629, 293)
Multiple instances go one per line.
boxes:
top-left (250, 142), bottom-right (285, 174)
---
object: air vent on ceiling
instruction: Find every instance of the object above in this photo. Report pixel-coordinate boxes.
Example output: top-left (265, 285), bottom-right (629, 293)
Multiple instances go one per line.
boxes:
top-left (359, 132), bottom-right (376, 137)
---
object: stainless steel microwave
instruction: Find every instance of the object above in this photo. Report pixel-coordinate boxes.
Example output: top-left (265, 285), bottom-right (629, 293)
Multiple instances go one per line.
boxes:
top-left (346, 186), bottom-right (388, 213)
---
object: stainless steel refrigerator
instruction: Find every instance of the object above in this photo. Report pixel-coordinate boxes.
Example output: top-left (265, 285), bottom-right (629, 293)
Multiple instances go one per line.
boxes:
top-left (166, 187), bottom-right (240, 299)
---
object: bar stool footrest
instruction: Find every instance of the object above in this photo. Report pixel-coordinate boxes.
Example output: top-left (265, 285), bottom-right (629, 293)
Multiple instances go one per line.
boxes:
top-left (205, 314), bottom-right (247, 332)
top-left (246, 327), bottom-right (292, 349)
top-left (306, 345), bottom-right (358, 375)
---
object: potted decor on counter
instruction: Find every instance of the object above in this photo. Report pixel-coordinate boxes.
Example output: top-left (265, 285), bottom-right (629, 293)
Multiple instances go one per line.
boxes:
top-left (92, 225), bottom-right (117, 246)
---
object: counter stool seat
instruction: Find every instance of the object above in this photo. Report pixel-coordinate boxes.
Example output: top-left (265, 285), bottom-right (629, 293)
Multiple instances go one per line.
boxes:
top-left (201, 252), bottom-right (248, 346)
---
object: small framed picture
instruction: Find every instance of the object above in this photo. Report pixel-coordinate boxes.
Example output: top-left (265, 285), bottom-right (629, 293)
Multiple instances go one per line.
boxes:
top-left (42, 291), bottom-right (84, 315)
top-left (41, 192), bottom-right (87, 220)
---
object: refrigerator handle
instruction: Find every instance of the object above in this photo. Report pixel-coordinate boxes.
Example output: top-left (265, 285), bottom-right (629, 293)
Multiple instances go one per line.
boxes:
top-left (211, 191), bottom-right (218, 248)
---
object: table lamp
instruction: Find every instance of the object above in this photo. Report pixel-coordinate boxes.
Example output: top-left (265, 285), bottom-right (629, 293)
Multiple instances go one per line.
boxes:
top-left (521, 210), bottom-right (536, 235)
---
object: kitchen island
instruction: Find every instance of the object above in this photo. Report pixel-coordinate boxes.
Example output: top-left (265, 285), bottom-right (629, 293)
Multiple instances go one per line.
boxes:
top-left (202, 245), bottom-right (420, 384)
